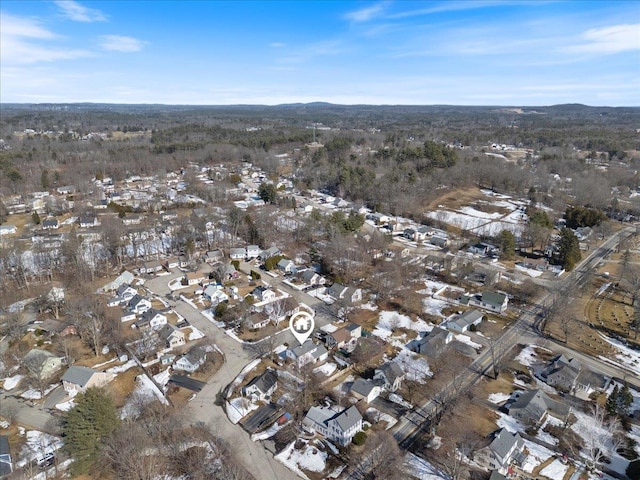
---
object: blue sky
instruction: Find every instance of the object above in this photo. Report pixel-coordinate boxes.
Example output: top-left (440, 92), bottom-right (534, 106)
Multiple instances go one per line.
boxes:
top-left (1, 1), bottom-right (639, 105)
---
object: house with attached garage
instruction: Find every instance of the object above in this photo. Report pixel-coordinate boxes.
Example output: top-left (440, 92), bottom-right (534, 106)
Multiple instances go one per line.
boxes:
top-left (229, 247), bottom-right (246, 260)
top-left (42, 217), bottom-right (59, 230)
top-left (101, 270), bottom-right (135, 293)
top-left (277, 258), bottom-right (297, 274)
top-left (140, 260), bottom-right (164, 274)
top-left (475, 429), bottom-right (526, 472)
top-left (242, 370), bottom-right (278, 401)
top-left (373, 362), bottom-right (405, 392)
top-left (303, 405), bottom-right (363, 447)
top-left (184, 271), bottom-right (206, 286)
top-left (158, 324), bottom-right (186, 350)
top-left (116, 283), bottom-right (138, 301)
top-left (297, 269), bottom-right (326, 286)
top-left (507, 389), bottom-right (568, 426)
top-left (203, 284), bottom-right (229, 305)
top-left (444, 310), bottom-right (484, 333)
top-left (538, 354), bottom-right (610, 397)
top-left (249, 286), bottom-right (276, 303)
top-left (128, 294), bottom-right (152, 314)
top-left (327, 283), bottom-right (363, 304)
top-left (24, 349), bottom-right (65, 379)
top-left (246, 245), bottom-right (261, 259)
top-left (260, 246), bottom-right (281, 260)
top-left (174, 347), bottom-right (207, 373)
top-left (350, 378), bottom-right (381, 404)
top-left (244, 312), bottom-right (271, 330)
top-left (325, 323), bottom-right (361, 351)
top-left (285, 341), bottom-right (329, 369)
top-left (134, 309), bottom-right (168, 331)
top-left (461, 291), bottom-right (509, 314)
top-left (61, 366), bottom-right (113, 394)
top-left (79, 215), bottom-right (99, 228)
top-left (417, 327), bottom-right (453, 357)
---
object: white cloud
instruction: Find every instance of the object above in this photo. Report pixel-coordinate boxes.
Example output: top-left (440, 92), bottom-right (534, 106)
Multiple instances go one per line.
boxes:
top-left (100, 35), bottom-right (146, 52)
top-left (563, 24), bottom-right (640, 54)
top-left (54, 0), bottom-right (107, 22)
top-left (0, 12), bottom-right (90, 64)
top-left (343, 2), bottom-right (388, 22)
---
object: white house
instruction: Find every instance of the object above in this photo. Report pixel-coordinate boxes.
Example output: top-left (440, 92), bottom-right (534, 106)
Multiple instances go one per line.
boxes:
top-left (174, 347), bottom-right (206, 373)
top-left (116, 284), bottom-right (138, 301)
top-left (203, 285), bottom-right (229, 305)
top-left (444, 310), bottom-right (484, 333)
top-left (466, 292), bottom-right (509, 314)
top-left (229, 248), bottom-right (246, 260)
top-left (158, 324), bottom-right (186, 350)
top-left (249, 286), bottom-right (276, 303)
top-left (285, 341), bottom-right (328, 369)
top-left (128, 295), bottom-right (152, 314)
top-left (303, 405), bottom-right (363, 447)
top-left (277, 258), bottom-right (297, 274)
top-left (246, 245), bottom-right (261, 259)
top-left (133, 309), bottom-right (167, 331)
top-left (0, 225), bottom-right (17, 236)
top-left (184, 271), bottom-right (206, 286)
top-left (350, 378), bottom-right (381, 404)
top-left (373, 362), bottom-right (405, 392)
top-left (242, 370), bottom-right (278, 401)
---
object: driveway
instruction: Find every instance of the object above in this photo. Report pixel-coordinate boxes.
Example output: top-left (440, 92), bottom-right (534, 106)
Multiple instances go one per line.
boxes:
top-left (0, 391), bottom-right (60, 434)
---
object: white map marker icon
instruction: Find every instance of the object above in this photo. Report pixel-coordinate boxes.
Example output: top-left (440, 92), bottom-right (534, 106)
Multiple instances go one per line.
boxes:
top-left (289, 311), bottom-right (315, 345)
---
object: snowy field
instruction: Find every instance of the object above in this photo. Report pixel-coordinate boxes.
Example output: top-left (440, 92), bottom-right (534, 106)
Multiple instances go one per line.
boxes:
top-left (313, 362), bottom-right (337, 376)
top-left (373, 311), bottom-right (432, 341)
top-left (514, 344), bottom-right (549, 367)
top-left (521, 439), bottom-right (556, 473)
top-left (2, 374), bottom-right (24, 390)
top-left (426, 190), bottom-right (527, 236)
top-left (226, 397), bottom-right (259, 424)
top-left (540, 458), bottom-right (569, 479)
top-left (487, 392), bottom-right (511, 405)
top-left (394, 349), bottom-right (432, 383)
top-left (16, 430), bottom-right (63, 468)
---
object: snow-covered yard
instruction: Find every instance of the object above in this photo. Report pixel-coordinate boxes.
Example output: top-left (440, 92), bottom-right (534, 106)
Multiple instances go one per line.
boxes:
top-left (275, 440), bottom-right (328, 479)
top-left (539, 458), bottom-right (569, 479)
top-left (403, 452), bottom-right (449, 479)
top-left (394, 348), bottom-right (432, 383)
top-left (514, 344), bottom-right (549, 367)
top-left (121, 373), bottom-right (169, 419)
top-left (372, 311), bottom-right (433, 343)
top-left (521, 439), bottom-right (556, 473)
top-left (226, 397), bottom-right (259, 424)
top-left (313, 362), bottom-right (337, 376)
top-left (2, 374), bottom-right (24, 390)
top-left (487, 392), bottom-right (511, 405)
top-left (16, 430), bottom-right (63, 467)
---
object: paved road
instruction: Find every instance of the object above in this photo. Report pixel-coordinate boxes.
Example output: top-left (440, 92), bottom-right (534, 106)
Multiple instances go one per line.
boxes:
top-left (145, 271), bottom-right (299, 480)
top-left (0, 391), bottom-right (59, 434)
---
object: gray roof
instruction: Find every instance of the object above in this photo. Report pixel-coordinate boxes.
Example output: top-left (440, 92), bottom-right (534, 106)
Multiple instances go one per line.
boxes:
top-left (448, 310), bottom-right (484, 330)
top-left (482, 291), bottom-right (507, 308)
top-left (245, 370), bottom-right (277, 395)
top-left (0, 435), bottom-right (10, 456)
top-left (490, 429), bottom-right (524, 463)
top-left (377, 362), bottom-right (405, 384)
top-left (128, 294), bottom-right (148, 308)
top-left (508, 389), bottom-right (567, 421)
top-left (61, 366), bottom-right (97, 387)
top-left (332, 405), bottom-right (362, 432)
top-left (158, 323), bottom-right (182, 340)
top-left (418, 327), bottom-right (451, 356)
top-left (351, 378), bottom-right (377, 397)
top-left (290, 341), bottom-right (319, 358)
top-left (116, 283), bottom-right (133, 296)
top-left (182, 347), bottom-right (206, 365)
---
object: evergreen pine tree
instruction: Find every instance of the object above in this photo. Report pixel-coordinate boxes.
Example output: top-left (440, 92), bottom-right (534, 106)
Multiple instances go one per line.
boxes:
top-left (63, 388), bottom-right (119, 475)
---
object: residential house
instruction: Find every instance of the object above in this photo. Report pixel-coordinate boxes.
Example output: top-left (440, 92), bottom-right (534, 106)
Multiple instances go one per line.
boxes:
top-left (445, 310), bottom-right (484, 333)
top-left (250, 286), bottom-right (276, 303)
top-left (507, 389), bottom-right (568, 426)
top-left (229, 248), bottom-right (246, 260)
top-left (42, 218), bottom-right (59, 230)
top-left (79, 215), bottom-right (99, 228)
top-left (164, 257), bottom-right (180, 270)
top-left (140, 260), bottom-right (164, 274)
top-left (204, 250), bottom-right (223, 264)
top-left (122, 214), bottom-right (142, 226)
top-left (23, 349), bottom-right (64, 379)
top-left (350, 378), bottom-right (381, 404)
top-left (260, 246), bottom-right (281, 260)
top-left (430, 236), bottom-right (449, 248)
top-left (417, 327), bottom-right (453, 357)
top-left (370, 213), bottom-right (390, 225)
top-left (101, 270), bottom-right (135, 292)
top-left (0, 435), bottom-right (12, 476)
top-left (174, 347), bottom-right (207, 373)
top-left (245, 313), bottom-right (271, 330)
top-left (539, 355), bottom-right (610, 396)
top-left (373, 362), bottom-right (405, 392)
top-left (159, 353), bottom-right (176, 366)
top-left (56, 185), bottom-right (76, 195)
top-left (575, 227), bottom-right (592, 242)
top-left (158, 324), bottom-right (186, 350)
top-left (277, 258), bottom-right (297, 274)
top-left (128, 295), bottom-right (152, 314)
top-left (184, 271), bottom-right (206, 286)
top-left (325, 324), bottom-right (360, 351)
top-left (134, 309), bottom-right (167, 331)
top-left (61, 366), bottom-right (113, 394)
top-left (116, 283), bottom-right (138, 301)
top-left (285, 341), bottom-right (329, 369)
top-left (469, 242), bottom-right (497, 256)
top-left (475, 429), bottom-right (526, 472)
top-left (246, 245), bottom-right (261, 259)
top-left (303, 405), bottom-right (363, 447)
top-left (465, 291), bottom-right (509, 314)
top-left (203, 285), bottom-right (229, 305)
top-left (327, 283), bottom-right (363, 304)
top-left (242, 370), bottom-right (278, 401)
top-left (178, 255), bottom-right (189, 268)
top-left (298, 269), bottom-right (326, 286)
top-left (107, 296), bottom-right (123, 307)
